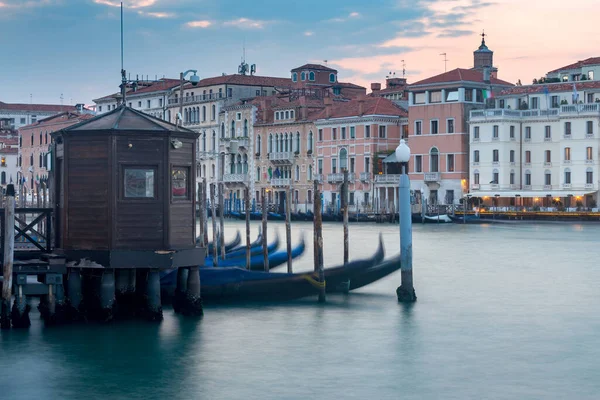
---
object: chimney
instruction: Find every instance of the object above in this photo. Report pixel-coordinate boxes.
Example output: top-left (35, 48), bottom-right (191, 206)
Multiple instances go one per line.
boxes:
top-left (260, 99), bottom-right (272, 122)
top-left (371, 83), bottom-right (381, 93)
top-left (358, 97), bottom-right (365, 115)
top-left (324, 97), bottom-right (333, 119)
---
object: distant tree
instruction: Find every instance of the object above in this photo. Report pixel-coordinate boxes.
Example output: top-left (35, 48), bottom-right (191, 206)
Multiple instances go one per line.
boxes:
top-left (532, 78), bottom-right (538, 84)
top-left (516, 79), bottom-right (522, 86)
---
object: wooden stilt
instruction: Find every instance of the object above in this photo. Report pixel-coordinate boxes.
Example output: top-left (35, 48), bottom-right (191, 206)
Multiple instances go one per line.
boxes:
top-left (203, 179), bottom-right (208, 247)
top-left (210, 183), bottom-right (218, 266)
top-left (285, 187), bottom-right (292, 273)
top-left (313, 181), bottom-right (325, 302)
top-left (219, 182), bottom-right (225, 259)
top-left (1, 184), bottom-right (15, 329)
top-left (262, 188), bottom-right (269, 272)
top-left (343, 170), bottom-right (349, 265)
top-left (245, 187), bottom-right (251, 270)
top-left (198, 182), bottom-right (203, 244)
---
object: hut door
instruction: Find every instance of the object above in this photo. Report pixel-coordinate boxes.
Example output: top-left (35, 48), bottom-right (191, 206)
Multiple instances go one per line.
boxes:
top-left (54, 157), bottom-right (63, 248)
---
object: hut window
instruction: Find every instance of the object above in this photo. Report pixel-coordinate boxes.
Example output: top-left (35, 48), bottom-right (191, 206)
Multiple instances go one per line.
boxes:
top-left (171, 167), bottom-right (190, 200)
top-left (124, 168), bottom-right (155, 198)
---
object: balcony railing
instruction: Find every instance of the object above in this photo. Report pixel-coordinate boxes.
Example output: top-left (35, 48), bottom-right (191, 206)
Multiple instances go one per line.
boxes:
top-left (168, 93), bottom-right (229, 105)
top-left (222, 173), bottom-right (248, 183)
top-left (374, 174), bottom-right (401, 184)
top-left (471, 184), bottom-right (480, 190)
top-left (232, 137), bottom-right (250, 149)
top-left (269, 152), bottom-right (295, 164)
top-left (271, 178), bottom-right (291, 187)
top-left (314, 174), bottom-right (323, 183)
top-left (359, 172), bottom-right (371, 182)
top-left (470, 103), bottom-right (600, 120)
top-left (424, 172), bottom-right (441, 182)
top-left (562, 183), bottom-right (572, 189)
top-left (327, 173), bottom-right (355, 183)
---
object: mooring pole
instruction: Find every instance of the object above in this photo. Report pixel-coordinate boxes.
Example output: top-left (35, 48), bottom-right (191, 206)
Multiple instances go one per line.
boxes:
top-left (1, 184), bottom-right (15, 329)
top-left (198, 182), bottom-right (204, 244)
top-left (203, 179), bottom-right (208, 247)
top-left (343, 170), bottom-right (349, 265)
top-left (210, 183), bottom-right (218, 266)
top-left (218, 183), bottom-right (225, 260)
top-left (285, 188), bottom-right (292, 273)
top-left (245, 187), bottom-right (251, 270)
top-left (262, 188), bottom-right (269, 272)
top-left (395, 140), bottom-right (417, 302)
top-left (313, 181), bottom-right (319, 272)
top-left (313, 181), bottom-right (325, 302)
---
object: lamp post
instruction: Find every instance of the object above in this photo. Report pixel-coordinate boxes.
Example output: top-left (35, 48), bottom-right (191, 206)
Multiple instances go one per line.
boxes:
top-left (395, 139), bottom-right (416, 303)
top-left (178, 69), bottom-right (199, 126)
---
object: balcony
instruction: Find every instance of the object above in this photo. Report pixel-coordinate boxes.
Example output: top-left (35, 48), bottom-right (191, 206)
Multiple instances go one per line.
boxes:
top-left (374, 174), bottom-right (401, 184)
top-left (327, 173), bottom-right (355, 183)
top-left (490, 184), bottom-right (499, 189)
top-left (424, 172), bottom-right (441, 183)
top-left (585, 183), bottom-right (594, 189)
top-left (586, 133), bottom-right (594, 139)
top-left (222, 173), bottom-right (248, 184)
top-left (544, 185), bottom-right (552, 190)
top-left (510, 184), bottom-right (519, 190)
top-left (271, 178), bottom-right (291, 187)
top-left (314, 174), bottom-right (323, 183)
top-left (470, 104), bottom-right (600, 121)
top-left (585, 159), bottom-right (594, 164)
top-left (269, 152), bottom-right (295, 165)
top-left (168, 93), bottom-right (229, 106)
top-left (360, 172), bottom-right (371, 182)
top-left (562, 183), bottom-right (572, 189)
top-left (232, 137), bottom-right (250, 149)
top-left (471, 184), bottom-right (480, 190)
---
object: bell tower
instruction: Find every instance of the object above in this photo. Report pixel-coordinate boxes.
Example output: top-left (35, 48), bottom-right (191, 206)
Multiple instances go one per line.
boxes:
top-left (473, 31), bottom-right (497, 78)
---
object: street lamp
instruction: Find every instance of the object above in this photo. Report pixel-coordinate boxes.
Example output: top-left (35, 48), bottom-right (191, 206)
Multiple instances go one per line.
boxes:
top-left (178, 69), bottom-right (199, 127)
top-left (395, 139), bottom-right (416, 303)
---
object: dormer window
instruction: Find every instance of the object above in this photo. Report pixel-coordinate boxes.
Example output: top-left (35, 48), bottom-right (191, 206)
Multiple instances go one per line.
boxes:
top-left (309, 71), bottom-right (315, 81)
top-left (329, 73), bottom-right (336, 83)
top-left (301, 72), bottom-right (306, 81)
top-left (292, 72), bottom-right (298, 82)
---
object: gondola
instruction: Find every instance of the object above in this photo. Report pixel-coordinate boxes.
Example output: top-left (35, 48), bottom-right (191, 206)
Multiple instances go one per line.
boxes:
top-left (411, 214), bottom-right (453, 224)
top-left (228, 230), bottom-right (262, 252)
top-left (348, 255), bottom-right (401, 291)
top-left (161, 237), bottom-right (385, 303)
top-left (267, 212), bottom-right (285, 221)
top-left (291, 211), bottom-right (314, 221)
top-left (202, 231), bottom-right (241, 253)
top-left (206, 234), bottom-right (280, 262)
top-left (322, 213), bottom-right (342, 222)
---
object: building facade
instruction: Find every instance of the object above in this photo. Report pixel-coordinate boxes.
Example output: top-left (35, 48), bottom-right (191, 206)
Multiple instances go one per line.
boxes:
top-left (0, 118), bottom-right (19, 190)
top-left (468, 81), bottom-right (600, 208)
top-left (0, 101), bottom-right (83, 130)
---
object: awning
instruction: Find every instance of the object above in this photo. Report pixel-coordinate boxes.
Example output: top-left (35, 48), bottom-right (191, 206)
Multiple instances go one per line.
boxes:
top-left (467, 190), bottom-right (596, 198)
top-left (382, 153), bottom-right (397, 163)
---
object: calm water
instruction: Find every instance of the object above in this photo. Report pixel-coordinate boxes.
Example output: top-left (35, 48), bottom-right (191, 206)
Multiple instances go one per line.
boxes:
top-left (1, 220), bottom-right (600, 399)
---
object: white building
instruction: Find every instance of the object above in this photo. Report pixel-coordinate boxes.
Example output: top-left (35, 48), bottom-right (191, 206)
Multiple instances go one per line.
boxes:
top-left (0, 101), bottom-right (83, 129)
top-left (469, 80), bottom-right (600, 208)
top-left (546, 57), bottom-right (600, 83)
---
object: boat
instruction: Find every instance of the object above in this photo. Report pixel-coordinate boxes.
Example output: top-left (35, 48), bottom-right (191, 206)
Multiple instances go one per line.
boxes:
top-left (229, 211), bottom-right (244, 219)
top-left (322, 213), bottom-right (342, 222)
top-left (291, 211), bottom-right (314, 221)
top-left (207, 234), bottom-right (280, 261)
top-left (246, 237), bottom-right (305, 270)
top-left (348, 255), bottom-right (401, 291)
top-left (267, 212), bottom-right (285, 221)
top-left (411, 214), bottom-right (453, 223)
top-left (203, 231), bottom-right (241, 253)
top-left (161, 237), bottom-right (385, 303)
top-left (228, 230), bottom-right (262, 252)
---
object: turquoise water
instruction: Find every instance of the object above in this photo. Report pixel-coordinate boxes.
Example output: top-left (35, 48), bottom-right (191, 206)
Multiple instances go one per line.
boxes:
top-left (1, 221), bottom-right (600, 399)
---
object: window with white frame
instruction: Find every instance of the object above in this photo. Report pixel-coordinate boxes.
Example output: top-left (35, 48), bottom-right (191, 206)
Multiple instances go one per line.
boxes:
top-left (564, 168), bottom-right (571, 184)
top-left (415, 121), bottom-right (422, 136)
top-left (430, 120), bottom-right (438, 134)
top-left (447, 119), bottom-right (454, 134)
top-left (447, 154), bottom-right (454, 172)
top-left (378, 125), bottom-right (386, 138)
top-left (415, 155), bottom-right (422, 172)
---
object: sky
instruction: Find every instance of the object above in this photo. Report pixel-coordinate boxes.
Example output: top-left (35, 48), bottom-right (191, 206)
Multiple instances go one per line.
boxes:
top-left (0, 0), bottom-right (598, 106)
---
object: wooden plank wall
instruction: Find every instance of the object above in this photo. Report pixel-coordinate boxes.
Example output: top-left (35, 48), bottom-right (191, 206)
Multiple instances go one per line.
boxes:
top-left (169, 138), bottom-right (195, 248)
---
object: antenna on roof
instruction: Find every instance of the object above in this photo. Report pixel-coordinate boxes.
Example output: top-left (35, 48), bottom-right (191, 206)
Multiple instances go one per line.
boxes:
top-left (324, 60), bottom-right (328, 65)
top-left (119, 1), bottom-right (127, 105)
top-left (440, 53), bottom-right (448, 72)
top-left (402, 60), bottom-right (406, 78)
top-left (60, 93), bottom-right (63, 113)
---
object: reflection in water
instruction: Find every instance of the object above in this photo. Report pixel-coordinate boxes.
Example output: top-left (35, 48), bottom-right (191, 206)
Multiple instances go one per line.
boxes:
top-left (2, 221), bottom-right (600, 399)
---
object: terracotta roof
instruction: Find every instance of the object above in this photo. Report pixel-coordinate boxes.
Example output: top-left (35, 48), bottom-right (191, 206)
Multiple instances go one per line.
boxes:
top-left (185, 74), bottom-right (292, 89)
top-left (547, 57), bottom-right (600, 74)
top-left (315, 97), bottom-right (407, 120)
top-left (499, 80), bottom-right (600, 96)
top-left (410, 68), bottom-right (513, 87)
top-left (0, 147), bottom-right (18, 154)
top-left (94, 78), bottom-right (181, 102)
top-left (336, 81), bottom-right (366, 89)
top-left (19, 112), bottom-right (94, 131)
top-left (0, 101), bottom-right (78, 113)
top-left (248, 95), bottom-right (327, 124)
top-left (291, 64), bottom-right (337, 72)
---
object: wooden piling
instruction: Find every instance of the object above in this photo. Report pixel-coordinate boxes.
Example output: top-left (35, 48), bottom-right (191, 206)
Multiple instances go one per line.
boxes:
top-left (245, 188), bottom-right (251, 270)
top-left (262, 188), bottom-right (269, 272)
top-left (203, 179), bottom-right (208, 247)
top-left (342, 170), bottom-right (349, 265)
top-left (210, 183), bottom-right (218, 266)
top-left (313, 181), bottom-right (325, 302)
top-left (1, 184), bottom-right (15, 329)
top-left (313, 181), bottom-right (319, 273)
top-left (198, 182), bottom-right (204, 244)
top-left (285, 188), bottom-right (292, 273)
top-left (219, 183), bottom-right (225, 259)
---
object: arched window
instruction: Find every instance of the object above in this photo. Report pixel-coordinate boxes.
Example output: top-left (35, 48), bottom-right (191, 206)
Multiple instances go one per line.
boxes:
top-left (39, 153), bottom-right (43, 167)
top-left (339, 148), bottom-right (348, 170)
top-left (202, 132), bottom-right (206, 151)
top-left (212, 131), bottom-right (216, 152)
top-left (284, 133), bottom-right (289, 152)
top-left (230, 154), bottom-right (235, 174)
top-left (295, 165), bottom-right (300, 181)
top-left (202, 106), bottom-right (206, 122)
top-left (221, 123), bottom-right (225, 138)
top-left (275, 134), bottom-right (279, 152)
top-left (285, 111), bottom-right (290, 119)
top-left (203, 165), bottom-right (206, 178)
top-left (308, 165), bottom-right (313, 180)
top-left (31, 134), bottom-right (33, 146)
top-left (19, 136), bottom-right (22, 147)
top-left (211, 164), bottom-right (215, 178)
top-left (243, 154), bottom-right (248, 174)
top-left (231, 120), bottom-right (236, 137)
top-left (18, 155), bottom-right (21, 167)
top-left (329, 73), bottom-right (336, 83)
top-left (256, 135), bottom-right (261, 155)
top-left (269, 134), bottom-right (273, 153)
top-left (30, 154), bottom-right (33, 166)
top-left (292, 72), bottom-right (298, 82)
top-left (295, 132), bottom-right (300, 153)
top-left (430, 147), bottom-right (439, 172)
top-left (291, 110), bottom-right (295, 119)
top-left (564, 167), bottom-right (571, 184)
top-left (473, 169), bottom-right (480, 185)
top-left (236, 154), bottom-right (242, 174)
top-left (544, 169), bottom-right (552, 186)
top-left (586, 167), bottom-right (594, 184)
top-left (308, 131), bottom-right (313, 153)
top-left (212, 104), bottom-right (216, 120)
top-left (492, 168), bottom-right (499, 184)
top-left (309, 71), bottom-right (315, 81)
top-left (510, 169), bottom-right (515, 185)
top-left (244, 119), bottom-right (248, 137)
top-left (308, 189), bottom-right (313, 204)
top-left (256, 167), bottom-right (261, 181)
top-left (39, 132), bottom-right (42, 145)
top-left (301, 72), bottom-right (306, 81)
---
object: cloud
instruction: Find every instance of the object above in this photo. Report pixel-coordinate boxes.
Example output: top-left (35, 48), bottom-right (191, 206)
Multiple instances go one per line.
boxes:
top-left (0, 0), bottom-right (53, 8)
top-left (326, 11), bottom-right (362, 23)
top-left (437, 29), bottom-right (474, 38)
top-left (185, 20), bottom-right (212, 28)
top-left (138, 10), bottom-right (175, 18)
top-left (93, 0), bottom-right (156, 8)
top-left (304, 31), bottom-right (314, 37)
top-left (349, 12), bottom-right (361, 18)
top-left (223, 18), bottom-right (270, 29)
